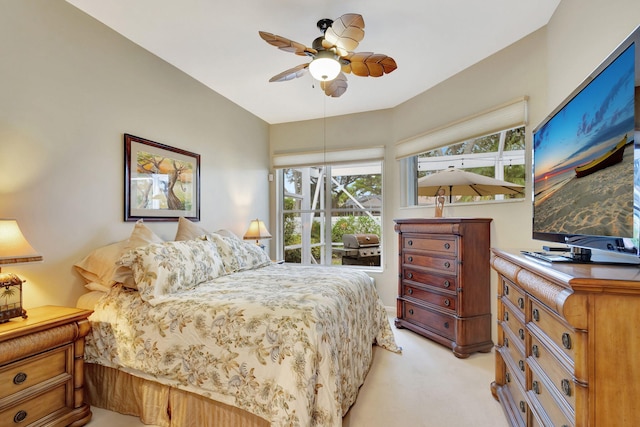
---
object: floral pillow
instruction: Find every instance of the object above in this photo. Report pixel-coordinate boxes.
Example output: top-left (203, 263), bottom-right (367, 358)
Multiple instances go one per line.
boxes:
top-left (117, 239), bottom-right (225, 304)
top-left (202, 233), bottom-right (271, 273)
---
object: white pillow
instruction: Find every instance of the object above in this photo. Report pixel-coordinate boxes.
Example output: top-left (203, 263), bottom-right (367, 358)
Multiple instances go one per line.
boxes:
top-left (117, 239), bottom-right (226, 304)
top-left (202, 233), bottom-right (271, 273)
top-left (74, 220), bottom-right (163, 289)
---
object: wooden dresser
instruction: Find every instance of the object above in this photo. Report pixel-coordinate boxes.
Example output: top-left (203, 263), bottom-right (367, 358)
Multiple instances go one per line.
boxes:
top-left (394, 218), bottom-right (494, 358)
top-left (0, 306), bottom-right (93, 427)
top-left (491, 249), bottom-right (640, 426)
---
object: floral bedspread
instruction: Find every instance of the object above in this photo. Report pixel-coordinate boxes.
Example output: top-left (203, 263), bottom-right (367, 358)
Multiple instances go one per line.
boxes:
top-left (85, 263), bottom-right (400, 426)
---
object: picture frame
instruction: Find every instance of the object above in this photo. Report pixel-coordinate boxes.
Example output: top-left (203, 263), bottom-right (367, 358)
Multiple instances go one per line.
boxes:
top-left (124, 133), bottom-right (200, 222)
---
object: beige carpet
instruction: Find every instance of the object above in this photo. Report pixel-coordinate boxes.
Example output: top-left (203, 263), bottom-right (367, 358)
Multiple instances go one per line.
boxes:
top-left (88, 317), bottom-right (508, 427)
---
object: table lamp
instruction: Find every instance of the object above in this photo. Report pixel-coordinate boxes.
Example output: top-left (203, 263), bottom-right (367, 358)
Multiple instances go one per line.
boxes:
top-left (243, 219), bottom-right (272, 249)
top-left (0, 219), bottom-right (43, 322)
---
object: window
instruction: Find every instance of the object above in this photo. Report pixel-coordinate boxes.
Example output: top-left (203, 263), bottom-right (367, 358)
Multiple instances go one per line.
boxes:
top-left (277, 161), bottom-right (383, 268)
top-left (409, 126), bottom-right (526, 206)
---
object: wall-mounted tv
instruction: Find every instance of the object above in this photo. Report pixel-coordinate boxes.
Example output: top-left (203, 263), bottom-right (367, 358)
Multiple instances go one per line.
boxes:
top-left (531, 25), bottom-right (640, 264)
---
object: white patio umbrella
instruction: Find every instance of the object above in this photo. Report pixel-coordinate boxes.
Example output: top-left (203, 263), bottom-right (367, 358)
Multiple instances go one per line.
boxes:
top-left (418, 168), bottom-right (525, 201)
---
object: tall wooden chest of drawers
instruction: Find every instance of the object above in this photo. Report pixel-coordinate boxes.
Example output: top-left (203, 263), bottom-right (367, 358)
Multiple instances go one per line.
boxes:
top-left (491, 249), bottom-right (640, 426)
top-left (0, 306), bottom-right (92, 427)
top-left (394, 218), bottom-right (493, 358)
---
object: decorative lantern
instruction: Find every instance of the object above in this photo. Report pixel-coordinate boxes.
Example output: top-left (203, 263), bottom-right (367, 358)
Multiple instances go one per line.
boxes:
top-left (0, 219), bottom-right (42, 323)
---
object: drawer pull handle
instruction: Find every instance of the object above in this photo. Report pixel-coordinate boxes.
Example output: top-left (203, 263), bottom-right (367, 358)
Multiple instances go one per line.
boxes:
top-left (407, 288), bottom-right (413, 295)
top-left (532, 308), bottom-right (540, 322)
top-left (408, 240), bottom-right (413, 246)
top-left (519, 401), bottom-right (526, 413)
top-left (444, 299), bottom-right (450, 307)
top-left (14, 410), bottom-right (27, 423)
top-left (444, 261), bottom-right (451, 268)
top-left (443, 280), bottom-right (451, 288)
top-left (13, 372), bottom-right (27, 385)
top-left (518, 360), bottom-right (525, 372)
top-left (444, 242), bottom-right (450, 249)
top-left (505, 372), bottom-right (511, 383)
top-left (561, 379), bottom-right (572, 396)
top-left (504, 312), bottom-right (509, 321)
top-left (408, 256), bottom-right (414, 263)
top-left (504, 337), bottom-right (509, 348)
top-left (532, 380), bottom-right (541, 394)
top-left (519, 329), bottom-right (525, 340)
top-left (532, 344), bottom-right (539, 358)
top-left (562, 333), bottom-right (572, 349)
top-left (518, 297), bottom-right (524, 309)
top-left (504, 284), bottom-right (510, 295)
top-left (407, 272), bottom-right (413, 279)
top-left (408, 309), bottom-right (414, 315)
top-left (443, 322), bottom-right (449, 329)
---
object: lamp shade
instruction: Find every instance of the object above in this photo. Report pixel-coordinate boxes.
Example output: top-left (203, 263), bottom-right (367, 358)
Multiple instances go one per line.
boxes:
top-left (308, 51), bottom-right (341, 81)
top-left (243, 219), bottom-right (272, 241)
top-left (0, 219), bottom-right (42, 265)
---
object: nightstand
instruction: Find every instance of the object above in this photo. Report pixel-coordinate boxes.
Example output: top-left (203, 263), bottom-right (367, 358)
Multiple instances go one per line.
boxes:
top-left (0, 306), bottom-right (93, 426)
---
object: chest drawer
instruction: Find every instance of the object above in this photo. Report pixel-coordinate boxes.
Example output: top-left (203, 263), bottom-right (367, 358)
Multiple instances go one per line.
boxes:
top-left (403, 253), bottom-right (457, 275)
top-left (401, 301), bottom-right (456, 340)
top-left (0, 346), bottom-right (70, 400)
top-left (501, 329), bottom-right (526, 385)
top-left (402, 268), bottom-right (457, 291)
top-left (0, 382), bottom-right (69, 426)
top-left (502, 303), bottom-right (526, 346)
top-left (402, 235), bottom-right (457, 255)
top-left (529, 299), bottom-right (577, 363)
top-left (402, 284), bottom-right (456, 312)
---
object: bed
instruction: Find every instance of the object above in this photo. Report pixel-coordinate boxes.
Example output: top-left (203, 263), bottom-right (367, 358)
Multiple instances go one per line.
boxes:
top-left (74, 219), bottom-right (400, 427)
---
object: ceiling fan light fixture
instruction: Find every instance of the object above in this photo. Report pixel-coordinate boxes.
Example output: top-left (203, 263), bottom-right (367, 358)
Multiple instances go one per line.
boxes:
top-left (308, 51), bottom-right (341, 81)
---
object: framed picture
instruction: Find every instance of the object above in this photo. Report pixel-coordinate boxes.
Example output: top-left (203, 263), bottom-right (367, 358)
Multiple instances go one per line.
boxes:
top-left (124, 133), bottom-right (200, 222)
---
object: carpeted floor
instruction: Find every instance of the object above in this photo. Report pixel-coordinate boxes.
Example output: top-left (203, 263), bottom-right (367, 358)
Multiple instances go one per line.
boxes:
top-left (87, 316), bottom-right (508, 427)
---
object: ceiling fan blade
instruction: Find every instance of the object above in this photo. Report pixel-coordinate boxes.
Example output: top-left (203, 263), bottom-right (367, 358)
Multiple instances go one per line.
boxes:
top-left (268, 64), bottom-right (309, 82)
top-left (343, 52), bottom-right (397, 77)
top-left (323, 13), bottom-right (365, 56)
top-left (259, 31), bottom-right (316, 57)
top-left (320, 73), bottom-right (348, 97)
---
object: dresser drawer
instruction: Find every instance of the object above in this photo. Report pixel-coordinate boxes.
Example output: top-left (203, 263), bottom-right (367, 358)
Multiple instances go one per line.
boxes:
top-left (401, 301), bottom-right (455, 340)
top-left (403, 253), bottom-right (457, 275)
top-left (502, 302), bottom-right (526, 347)
top-left (501, 329), bottom-right (526, 385)
top-left (529, 366), bottom-right (574, 427)
top-left (0, 346), bottom-right (70, 400)
top-left (402, 284), bottom-right (456, 312)
top-left (402, 268), bottom-right (457, 291)
top-left (529, 299), bottom-right (576, 363)
top-left (501, 277), bottom-right (525, 314)
top-left (0, 382), bottom-right (69, 426)
top-left (504, 362), bottom-right (528, 426)
top-left (402, 235), bottom-right (457, 255)
top-left (529, 335), bottom-right (576, 411)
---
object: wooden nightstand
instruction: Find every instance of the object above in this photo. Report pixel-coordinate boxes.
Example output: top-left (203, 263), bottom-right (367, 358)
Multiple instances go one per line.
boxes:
top-left (0, 306), bottom-right (93, 426)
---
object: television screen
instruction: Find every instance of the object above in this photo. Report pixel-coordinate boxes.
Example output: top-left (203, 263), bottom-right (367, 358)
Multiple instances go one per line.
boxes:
top-left (532, 27), bottom-right (640, 262)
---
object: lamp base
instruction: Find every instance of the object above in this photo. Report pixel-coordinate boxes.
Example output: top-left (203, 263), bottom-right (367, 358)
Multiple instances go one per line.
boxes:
top-left (0, 307), bottom-right (27, 323)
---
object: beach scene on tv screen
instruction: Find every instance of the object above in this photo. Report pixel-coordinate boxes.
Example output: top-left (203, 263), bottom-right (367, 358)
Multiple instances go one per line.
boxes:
top-left (533, 44), bottom-right (636, 238)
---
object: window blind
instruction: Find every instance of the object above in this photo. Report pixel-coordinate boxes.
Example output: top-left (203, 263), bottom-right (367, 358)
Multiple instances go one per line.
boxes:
top-left (395, 97), bottom-right (528, 159)
top-left (272, 146), bottom-right (385, 169)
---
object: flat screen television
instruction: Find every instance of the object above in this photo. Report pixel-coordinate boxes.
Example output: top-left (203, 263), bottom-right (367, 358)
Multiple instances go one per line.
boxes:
top-left (531, 25), bottom-right (640, 264)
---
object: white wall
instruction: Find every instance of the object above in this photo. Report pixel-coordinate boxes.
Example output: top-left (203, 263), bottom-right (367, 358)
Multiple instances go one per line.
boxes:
top-left (0, 1), bottom-right (270, 309)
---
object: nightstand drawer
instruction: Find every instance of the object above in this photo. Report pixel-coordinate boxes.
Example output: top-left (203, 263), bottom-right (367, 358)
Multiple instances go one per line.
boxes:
top-left (0, 382), bottom-right (68, 426)
top-left (0, 346), bottom-right (70, 399)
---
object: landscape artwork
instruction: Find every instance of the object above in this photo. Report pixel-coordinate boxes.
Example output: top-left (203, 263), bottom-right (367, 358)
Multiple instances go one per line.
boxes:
top-left (124, 134), bottom-right (200, 221)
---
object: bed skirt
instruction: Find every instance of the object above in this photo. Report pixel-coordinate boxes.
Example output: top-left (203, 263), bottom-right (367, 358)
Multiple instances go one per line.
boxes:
top-left (84, 363), bottom-right (269, 427)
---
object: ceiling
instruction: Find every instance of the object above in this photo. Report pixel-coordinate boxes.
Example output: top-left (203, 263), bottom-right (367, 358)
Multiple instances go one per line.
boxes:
top-left (65, 0), bottom-right (560, 124)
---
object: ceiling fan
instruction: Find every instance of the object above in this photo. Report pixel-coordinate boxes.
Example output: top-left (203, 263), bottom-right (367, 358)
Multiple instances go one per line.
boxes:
top-left (259, 13), bottom-right (397, 98)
